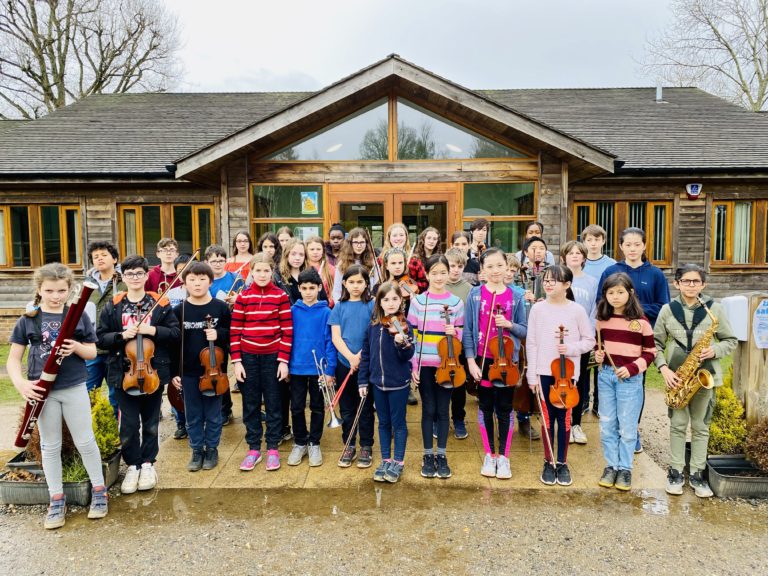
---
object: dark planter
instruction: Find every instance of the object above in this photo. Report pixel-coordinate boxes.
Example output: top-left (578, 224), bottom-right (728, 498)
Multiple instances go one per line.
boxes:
top-left (707, 455), bottom-right (768, 499)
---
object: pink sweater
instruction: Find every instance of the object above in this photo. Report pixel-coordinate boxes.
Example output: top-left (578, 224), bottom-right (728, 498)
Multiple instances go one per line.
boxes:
top-left (526, 300), bottom-right (595, 383)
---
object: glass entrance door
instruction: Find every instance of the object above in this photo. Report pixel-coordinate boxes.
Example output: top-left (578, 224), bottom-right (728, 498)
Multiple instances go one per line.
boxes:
top-left (399, 200), bottom-right (449, 253)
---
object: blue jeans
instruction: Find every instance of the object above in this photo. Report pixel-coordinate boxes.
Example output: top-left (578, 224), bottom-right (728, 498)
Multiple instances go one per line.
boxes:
top-left (240, 353), bottom-right (281, 451)
top-left (597, 367), bottom-right (644, 471)
top-left (86, 355), bottom-right (119, 419)
top-left (181, 375), bottom-right (223, 451)
top-left (373, 385), bottom-right (409, 462)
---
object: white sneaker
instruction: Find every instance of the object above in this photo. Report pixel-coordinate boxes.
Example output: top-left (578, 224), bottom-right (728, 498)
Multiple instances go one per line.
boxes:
top-left (137, 462), bottom-right (157, 491)
top-left (287, 444), bottom-right (308, 466)
top-left (308, 444), bottom-right (323, 467)
top-left (480, 453), bottom-right (497, 477)
top-left (121, 465), bottom-right (140, 494)
top-left (496, 455), bottom-right (512, 479)
top-left (572, 425), bottom-right (588, 445)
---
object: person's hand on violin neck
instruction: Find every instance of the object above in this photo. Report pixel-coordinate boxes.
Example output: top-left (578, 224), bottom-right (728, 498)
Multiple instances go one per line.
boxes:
top-left (137, 323), bottom-right (156, 336)
top-left (444, 323), bottom-right (456, 337)
top-left (556, 342), bottom-right (568, 355)
top-left (122, 324), bottom-right (139, 341)
top-left (493, 313), bottom-right (512, 329)
top-left (171, 376), bottom-right (182, 390)
top-left (204, 328), bottom-right (217, 342)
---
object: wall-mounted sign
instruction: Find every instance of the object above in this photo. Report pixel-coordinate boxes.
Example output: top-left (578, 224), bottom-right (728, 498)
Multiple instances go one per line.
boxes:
top-left (301, 191), bottom-right (318, 215)
top-left (685, 183), bottom-right (703, 200)
top-left (753, 298), bottom-right (768, 349)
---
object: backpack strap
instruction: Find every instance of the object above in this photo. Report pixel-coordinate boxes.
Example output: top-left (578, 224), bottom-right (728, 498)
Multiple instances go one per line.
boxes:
top-left (669, 299), bottom-right (712, 352)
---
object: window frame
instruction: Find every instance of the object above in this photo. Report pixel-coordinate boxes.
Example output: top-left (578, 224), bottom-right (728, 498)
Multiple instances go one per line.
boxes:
top-left (250, 183), bottom-right (326, 241)
top-left (0, 204), bottom-right (82, 269)
top-left (710, 199), bottom-right (767, 267)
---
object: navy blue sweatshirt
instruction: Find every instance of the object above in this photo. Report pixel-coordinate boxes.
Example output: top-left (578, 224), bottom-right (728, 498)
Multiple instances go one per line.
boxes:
top-left (358, 323), bottom-right (415, 391)
top-left (596, 260), bottom-right (670, 326)
top-left (289, 299), bottom-right (336, 377)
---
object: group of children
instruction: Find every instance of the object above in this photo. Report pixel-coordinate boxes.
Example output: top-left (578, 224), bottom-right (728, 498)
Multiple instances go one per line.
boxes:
top-left (6, 219), bottom-right (737, 530)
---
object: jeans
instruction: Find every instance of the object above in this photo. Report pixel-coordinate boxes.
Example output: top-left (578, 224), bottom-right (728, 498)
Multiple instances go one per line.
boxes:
top-left (115, 384), bottom-right (164, 467)
top-left (290, 374), bottom-right (325, 446)
top-left (597, 367), bottom-right (644, 471)
top-left (336, 363), bottom-right (375, 448)
top-left (539, 375), bottom-right (572, 464)
top-left (240, 353), bottom-right (282, 451)
top-left (419, 367), bottom-right (452, 451)
top-left (181, 375), bottom-right (223, 451)
top-left (373, 385), bottom-right (409, 462)
top-left (572, 352), bottom-right (591, 427)
top-left (86, 354), bottom-right (119, 419)
top-left (221, 389), bottom-right (233, 418)
top-left (669, 386), bottom-right (715, 474)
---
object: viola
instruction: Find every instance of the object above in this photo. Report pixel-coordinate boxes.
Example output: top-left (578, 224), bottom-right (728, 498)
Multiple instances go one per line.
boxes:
top-left (548, 325), bottom-right (579, 409)
top-left (487, 304), bottom-right (519, 388)
top-left (199, 314), bottom-right (228, 397)
top-left (436, 304), bottom-right (466, 389)
top-left (123, 315), bottom-right (161, 396)
top-left (382, 313), bottom-right (413, 348)
top-left (168, 381), bottom-right (185, 413)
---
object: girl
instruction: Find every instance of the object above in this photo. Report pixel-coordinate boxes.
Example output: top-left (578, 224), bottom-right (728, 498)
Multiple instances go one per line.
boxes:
top-left (526, 265), bottom-right (595, 487)
top-left (328, 264), bottom-right (376, 468)
top-left (560, 241), bottom-right (597, 446)
top-left (653, 264), bottom-right (736, 498)
top-left (593, 272), bottom-right (656, 492)
top-left (463, 248), bottom-right (527, 479)
top-left (514, 221), bottom-right (556, 266)
top-left (273, 238), bottom-right (308, 305)
top-left (331, 227), bottom-right (379, 302)
top-left (226, 230), bottom-right (255, 280)
top-left (520, 236), bottom-right (549, 309)
top-left (468, 218), bottom-right (489, 259)
top-left (379, 247), bottom-right (418, 310)
top-left (409, 227), bottom-right (440, 293)
top-left (358, 282), bottom-right (416, 483)
top-left (452, 231), bottom-right (480, 285)
top-left (7, 263), bottom-right (107, 529)
top-left (597, 227), bottom-right (669, 453)
top-left (382, 222), bottom-right (412, 255)
top-left (325, 223), bottom-right (346, 266)
top-left (277, 226), bottom-right (294, 249)
top-left (231, 253), bottom-right (293, 472)
top-left (257, 232), bottom-right (282, 269)
top-left (306, 235), bottom-right (336, 308)
top-left (408, 255), bottom-right (465, 479)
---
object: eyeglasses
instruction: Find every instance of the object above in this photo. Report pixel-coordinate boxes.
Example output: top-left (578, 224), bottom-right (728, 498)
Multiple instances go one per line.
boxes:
top-left (351, 240), bottom-right (367, 246)
top-left (542, 279), bottom-right (559, 286)
top-left (208, 259), bottom-right (227, 265)
top-left (123, 271), bottom-right (146, 280)
top-left (678, 279), bottom-right (703, 286)
top-left (158, 248), bottom-right (178, 254)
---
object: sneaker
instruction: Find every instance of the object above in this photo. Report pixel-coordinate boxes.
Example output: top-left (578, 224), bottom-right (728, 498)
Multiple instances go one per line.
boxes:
top-left (689, 471), bottom-right (714, 498)
top-left (435, 454), bottom-right (452, 479)
top-left (373, 461), bottom-right (390, 482)
top-left (598, 466), bottom-right (618, 488)
top-left (556, 463), bottom-right (573, 486)
top-left (308, 444), bottom-right (323, 467)
top-left (540, 461), bottom-right (557, 485)
top-left (357, 446), bottom-right (373, 468)
top-left (432, 422), bottom-right (438, 439)
top-left (287, 444), bottom-right (308, 466)
top-left (202, 448), bottom-right (219, 470)
top-left (173, 424), bottom-right (188, 440)
top-left (421, 454), bottom-right (437, 478)
top-left (88, 487), bottom-right (108, 519)
top-left (453, 420), bottom-right (468, 439)
top-left (280, 429), bottom-right (293, 445)
top-left (137, 462), bottom-right (157, 490)
top-left (496, 455), bottom-right (512, 479)
top-left (407, 390), bottom-right (418, 405)
top-left (666, 468), bottom-right (684, 495)
top-left (266, 450), bottom-right (281, 471)
top-left (634, 435), bottom-right (643, 454)
top-left (384, 462), bottom-right (404, 483)
top-left (480, 453), bottom-right (497, 477)
top-left (44, 496), bottom-right (66, 529)
top-left (187, 449), bottom-right (204, 472)
top-left (338, 446), bottom-right (356, 467)
top-left (569, 429), bottom-right (575, 444)
top-left (615, 469), bottom-right (632, 491)
top-left (239, 450), bottom-right (262, 471)
top-left (221, 412), bottom-right (233, 426)
top-left (519, 420), bottom-right (541, 440)
top-left (121, 465), bottom-right (140, 494)
top-left (571, 425), bottom-right (587, 444)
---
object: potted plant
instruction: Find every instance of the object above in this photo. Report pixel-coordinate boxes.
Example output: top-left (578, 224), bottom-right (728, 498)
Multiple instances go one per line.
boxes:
top-left (0, 390), bottom-right (121, 506)
top-left (708, 417), bottom-right (768, 499)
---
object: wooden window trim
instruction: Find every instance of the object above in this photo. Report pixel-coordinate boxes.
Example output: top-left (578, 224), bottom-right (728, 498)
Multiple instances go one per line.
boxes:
top-left (37, 205), bottom-right (82, 267)
top-left (646, 201), bottom-right (673, 266)
top-left (119, 204), bottom-right (215, 259)
top-left (0, 205), bottom-right (82, 269)
top-left (170, 204), bottom-right (216, 253)
top-left (710, 199), bottom-right (768, 268)
top-left (0, 206), bottom-right (10, 268)
top-left (250, 183), bottom-right (326, 230)
top-left (460, 181), bottom-right (538, 221)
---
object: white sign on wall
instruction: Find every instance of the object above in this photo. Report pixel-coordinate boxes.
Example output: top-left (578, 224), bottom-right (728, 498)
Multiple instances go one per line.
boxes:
top-left (753, 299), bottom-right (768, 349)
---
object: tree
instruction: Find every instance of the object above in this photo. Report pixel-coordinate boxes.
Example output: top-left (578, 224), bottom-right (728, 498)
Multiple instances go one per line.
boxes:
top-left (642, 0), bottom-right (768, 111)
top-left (0, 0), bottom-right (182, 119)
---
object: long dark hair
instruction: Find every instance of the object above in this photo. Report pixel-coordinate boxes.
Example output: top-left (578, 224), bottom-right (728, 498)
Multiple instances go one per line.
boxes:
top-left (596, 272), bottom-right (645, 321)
top-left (337, 227), bottom-right (376, 275)
top-left (339, 264), bottom-right (372, 303)
top-left (619, 227), bottom-right (647, 262)
top-left (413, 227), bottom-right (442, 265)
top-left (257, 232), bottom-right (281, 267)
top-left (425, 253), bottom-right (450, 274)
top-left (231, 230), bottom-right (254, 256)
top-left (542, 264), bottom-right (575, 302)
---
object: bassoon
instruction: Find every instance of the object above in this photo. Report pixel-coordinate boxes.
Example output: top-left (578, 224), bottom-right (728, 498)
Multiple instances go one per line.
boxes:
top-left (14, 280), bottom-right (98, 449)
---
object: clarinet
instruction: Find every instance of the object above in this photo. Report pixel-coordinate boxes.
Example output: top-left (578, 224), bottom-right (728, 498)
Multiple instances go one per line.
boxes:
top-left (14, 280), bottom-right (98, 449)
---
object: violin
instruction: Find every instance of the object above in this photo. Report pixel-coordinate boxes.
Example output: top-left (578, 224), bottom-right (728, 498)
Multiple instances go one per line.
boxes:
top-left (435, 304), bottom-right (466, 389)
top-left (199, 314), bottom-right (228, 397)
top-left (487, 304), bottom-right (519, 388)
top-left (382, 313), bottom-right (412, 348)
top-left (168, 381), bottom-right (185, 413)
top-left (123, 314), bottom-right (161, 396)
top-left (397, 275), bottom-right (419, 299)
top-left (549, 325), bottom-right (579, 409)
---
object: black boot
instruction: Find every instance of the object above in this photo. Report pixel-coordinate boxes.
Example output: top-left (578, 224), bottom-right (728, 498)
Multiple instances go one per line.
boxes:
top-left (202, 448), bottom-right (219, 470)
top-left (187, 449), bottom-right (204, 472)
top-left (407, 389), bottom-right (418, 406)
top-left (174, 423), bottom-right (188, 440)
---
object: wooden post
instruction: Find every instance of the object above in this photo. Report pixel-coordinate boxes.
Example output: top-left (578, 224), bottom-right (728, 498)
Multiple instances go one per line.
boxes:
top-left (732, 292), bottom-right (768, 425)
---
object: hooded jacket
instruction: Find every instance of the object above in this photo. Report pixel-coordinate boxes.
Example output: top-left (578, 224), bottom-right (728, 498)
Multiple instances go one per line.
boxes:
top-left (358, 322), bottom-right (415, 391)
top-left (597, 260), bottom-right (670, 325)
top-left (84, 268), bottom-right (126, 355)
top-left (289, 299), bottom-right (336, 377)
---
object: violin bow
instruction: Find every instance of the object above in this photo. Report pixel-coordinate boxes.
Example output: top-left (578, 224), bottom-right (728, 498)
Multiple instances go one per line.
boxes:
top-left (362, 227), bottom-right (384, 285)
top-left (415, 291), bottom-right (429, 376)
top-left (597, 325), bottom-right (624, 382)
top-left (478, 290), bottom-right (498, 378)
top-left (137, 248), bottom-right (200, 326)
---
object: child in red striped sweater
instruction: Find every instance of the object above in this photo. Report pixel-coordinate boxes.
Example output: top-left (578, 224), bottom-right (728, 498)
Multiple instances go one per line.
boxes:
top-left (231, 253), bottom-right (293, 472)
top-left (593, 272), bottom-right (655, 491)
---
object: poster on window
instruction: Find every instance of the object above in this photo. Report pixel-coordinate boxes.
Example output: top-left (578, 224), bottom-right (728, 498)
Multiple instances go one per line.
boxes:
top-left (753, 299), bottom-right (768, 349)
top-left (301, 191), bottom-right (319, 215)
top-left (295, 226), bottom-right (319, 241)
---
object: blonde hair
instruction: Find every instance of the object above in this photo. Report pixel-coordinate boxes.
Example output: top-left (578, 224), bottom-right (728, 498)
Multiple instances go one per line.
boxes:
top-left (505, 253), bottom-right (521, 269)
top-left (445, 247), bottom-right (468, 267)
top-left (249, 252), bottom-right (276, 271)
top-left (28, 263), bottom-right (74, 316)
top-left (581, 224), bottom-right (607, 241)
top-left (382, 222), bottom-right (411, 254)
top-left (278, 238), bottom-right (307, 283)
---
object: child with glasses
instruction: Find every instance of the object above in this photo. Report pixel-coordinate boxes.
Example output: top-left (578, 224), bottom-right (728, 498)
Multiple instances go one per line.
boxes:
top-left (206, 244), bottom-right (241, 305)
top-left (145, 237), bottom-right (179, 294)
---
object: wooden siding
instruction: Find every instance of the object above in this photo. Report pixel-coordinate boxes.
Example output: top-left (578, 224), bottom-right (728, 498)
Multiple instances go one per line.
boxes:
top-left (538, 156), bottom-right (566, 254)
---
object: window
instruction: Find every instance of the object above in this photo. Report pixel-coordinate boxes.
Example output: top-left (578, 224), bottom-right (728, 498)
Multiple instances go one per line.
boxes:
top-left (251, 184), bottom-right (324, 242)
top-left (119, 204), bottom-right (214, 265)
top-left (0, 205), bottom-right (81, 268)
top-left (573, 201), bottom-right (672, 265)
top-left (462, 182), bottom-right (536, 252)
top-left (712, 200), bottom-right (768, 266)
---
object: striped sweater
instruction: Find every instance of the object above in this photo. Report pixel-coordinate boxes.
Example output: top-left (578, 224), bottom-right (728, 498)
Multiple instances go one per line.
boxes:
top-left (597, 315), bottom-right (656, 377)
top-left (407, 290), bottom-right (464, 371)
top-left (230, 281), bottom-right (293, 363)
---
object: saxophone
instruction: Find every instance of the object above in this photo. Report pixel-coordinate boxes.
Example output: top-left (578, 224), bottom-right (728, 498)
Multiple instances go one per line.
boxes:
top-left (665, 296), bottom-right (718, 409)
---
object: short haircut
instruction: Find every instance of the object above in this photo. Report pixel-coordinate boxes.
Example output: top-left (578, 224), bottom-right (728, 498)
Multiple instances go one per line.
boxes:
top-left (581, 224), bottom-right (606, 240)
top-left (560, 240), bottom-right (588, 268)
top-left (157, 237), bottom-right (178, 251)
top-left (121, 255), bottom-right (149, 273)
top-left (249, 252), bottom-right (275, 270)
top-left (445, 247), bottom-right (468, 266)
top-left (174, 253), bottom-right (193, 268)
top-left (298, 267), bottom-right (322, 286)
top-left (87, 241), bottom-right (119, 263)
top-left (675, 263), bottom-right (707, 283)
top-left (329, 223), bottom-right (346, 236)
top-left (523, 236), bottom-right (547, 252)
top-left (469, 217), bottom-right (489, 232)
top-left (181, 261), bottom-right (213, 282)
top-left (506, 253), bottom-right (521, 268)
top-left (205, 244), bottom-right (228, 260)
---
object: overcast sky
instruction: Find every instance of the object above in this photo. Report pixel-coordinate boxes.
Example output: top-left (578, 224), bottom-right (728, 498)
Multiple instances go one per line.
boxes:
top-left (163, 0), bottom-right (674, 93)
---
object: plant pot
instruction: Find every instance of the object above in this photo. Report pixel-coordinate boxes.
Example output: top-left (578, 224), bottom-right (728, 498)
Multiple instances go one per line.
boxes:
top-left (707, 454), bottom-right (768, 499)
top-left (0, 451), bottom-right (122, 506)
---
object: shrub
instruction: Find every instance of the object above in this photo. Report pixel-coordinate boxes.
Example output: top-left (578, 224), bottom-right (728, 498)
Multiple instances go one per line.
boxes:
top-left (708, 368), bottom-right (747, 455)
top-left (90, 389), bottom-right (120, 458)
top-left (745, 419), bottom-right (768, 472)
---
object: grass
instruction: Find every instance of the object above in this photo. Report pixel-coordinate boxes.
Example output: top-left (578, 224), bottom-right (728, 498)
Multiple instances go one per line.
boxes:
top-left (644, 354), bottom-right (733, 391)
top-left (0, 343), bottom-right (24, 404)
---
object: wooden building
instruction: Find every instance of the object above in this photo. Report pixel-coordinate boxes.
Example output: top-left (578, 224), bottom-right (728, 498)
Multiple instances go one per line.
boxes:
top-left (1, 55), bottom-right (767, 334)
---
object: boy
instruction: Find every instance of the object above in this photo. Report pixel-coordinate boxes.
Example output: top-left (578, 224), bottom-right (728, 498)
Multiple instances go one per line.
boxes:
top-left (513, 222), bottom-right (556, 266)
top-left (145, 238), bottom-right (179, 294)
top-left (445, 248), bottom-right (473, 439)
top-left (171, 261), bottom-right (232, 472)
top-left (97, 255), bottom-right (180, 493)
top-left (287, 268), bottom-right (336, 467)
top-left (469, 217), bottom-right (489, 259)
top-left (205, 244), bottom-right (239, 304)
